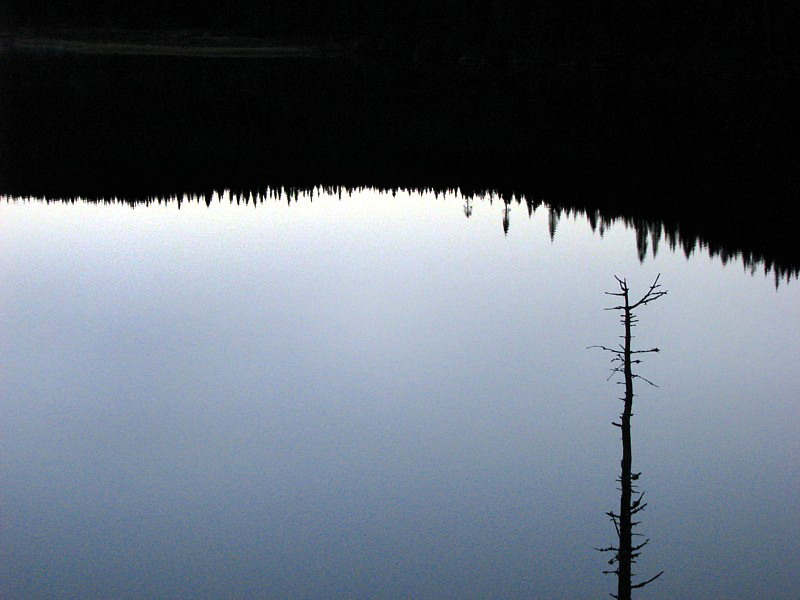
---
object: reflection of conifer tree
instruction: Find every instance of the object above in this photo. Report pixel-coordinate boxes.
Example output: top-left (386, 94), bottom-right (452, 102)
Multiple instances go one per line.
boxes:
top-left (681, 236), bottom-right (695, 259)
top-left (588, 210), bottom-right (599, 232)
top-left (591, 275), bottom-right (666, 600)
top-left (635, 222), bottom-right (648, 263)
top-left (649, 222), bottom-right (661, 258)
top-left (464, 198), bottom-right (473, 218)
top-left (502, 201), bottom-right (510, 235)
top-left (548, 206), bottom-right (560, 241)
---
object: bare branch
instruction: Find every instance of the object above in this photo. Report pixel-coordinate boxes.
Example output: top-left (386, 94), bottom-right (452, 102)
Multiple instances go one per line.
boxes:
top-left (632, 374), bottom-right (659, 388)
top-left (629, 274), bottom-right (668, 310)
top-left (631, 571), bottom-right (665, 589)
top-left (587, 345), bottom-right (624, 355)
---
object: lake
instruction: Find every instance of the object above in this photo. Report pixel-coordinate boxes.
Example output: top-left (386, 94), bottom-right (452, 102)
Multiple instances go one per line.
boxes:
top-left (2, 43), bottom-right (800, 598)
top-left (1, 190), bottom-right (798, 599)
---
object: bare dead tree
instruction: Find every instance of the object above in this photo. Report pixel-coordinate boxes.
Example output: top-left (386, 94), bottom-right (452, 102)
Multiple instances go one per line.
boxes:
top-left (590, 275), bottom-right (667, 600)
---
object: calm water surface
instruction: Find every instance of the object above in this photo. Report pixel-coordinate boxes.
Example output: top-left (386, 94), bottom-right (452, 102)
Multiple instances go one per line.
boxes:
top-left (2, 191), bottom-right (798, 599)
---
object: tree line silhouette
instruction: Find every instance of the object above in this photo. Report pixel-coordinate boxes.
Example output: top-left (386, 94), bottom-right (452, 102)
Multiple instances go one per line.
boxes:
top-left (4, 3), bottom-right (800, 279)
top-left (2, 49), bottom-right (798, 279)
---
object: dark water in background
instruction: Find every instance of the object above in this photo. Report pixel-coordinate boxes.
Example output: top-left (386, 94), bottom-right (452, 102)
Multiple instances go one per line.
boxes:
top-left (1, 53), bottom-right (799, 598)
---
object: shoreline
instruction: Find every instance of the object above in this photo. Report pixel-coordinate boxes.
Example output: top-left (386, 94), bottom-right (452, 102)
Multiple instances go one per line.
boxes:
top-left (0, 29), bottom-right (317, 58)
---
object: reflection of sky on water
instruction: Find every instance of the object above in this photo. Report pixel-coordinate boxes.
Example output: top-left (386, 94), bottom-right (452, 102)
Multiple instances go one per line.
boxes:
top-left (1, 191), bottom-right (798, 599)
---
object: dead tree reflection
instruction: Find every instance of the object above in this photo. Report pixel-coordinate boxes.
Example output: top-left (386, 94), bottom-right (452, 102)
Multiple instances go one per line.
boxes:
top-left (590, 275), bottom-right (667, 599)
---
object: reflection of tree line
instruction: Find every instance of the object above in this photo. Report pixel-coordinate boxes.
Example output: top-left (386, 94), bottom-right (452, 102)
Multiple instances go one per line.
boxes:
top-left (501, 197), bottom-right (797, 287)
top-left (8, 189), bottom-right (797, 285)
top-left (4, 52), bottom-right (798, 281)
top-left (6, 49), bottom-right (800, 259)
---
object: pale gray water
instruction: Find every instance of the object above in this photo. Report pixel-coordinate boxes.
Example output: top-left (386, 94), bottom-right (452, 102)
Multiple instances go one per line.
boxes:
top-left (1, 191), bottom-right (798, 598)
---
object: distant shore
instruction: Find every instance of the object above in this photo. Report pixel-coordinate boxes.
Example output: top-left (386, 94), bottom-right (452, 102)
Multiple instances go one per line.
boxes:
top-left (0, 29), bottom-right (317, 58)
top-left (3, 27), bottom-right (790, 75)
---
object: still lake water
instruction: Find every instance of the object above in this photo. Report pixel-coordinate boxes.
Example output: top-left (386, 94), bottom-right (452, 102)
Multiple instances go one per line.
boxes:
top-left (1, 191), bottom-right (798, 599)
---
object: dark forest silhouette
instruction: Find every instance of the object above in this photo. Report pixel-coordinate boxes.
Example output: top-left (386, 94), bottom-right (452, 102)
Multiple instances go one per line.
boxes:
top-left (2, 4), bottom-right (799, 278)
top-left (592, 276), bottom-right (667, 599)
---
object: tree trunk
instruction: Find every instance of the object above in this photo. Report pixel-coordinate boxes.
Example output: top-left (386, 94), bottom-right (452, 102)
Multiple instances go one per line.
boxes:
top-left (618, 285), bottom-right (634, 600)
top-left (593, 275), bottom-right (666, 599)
